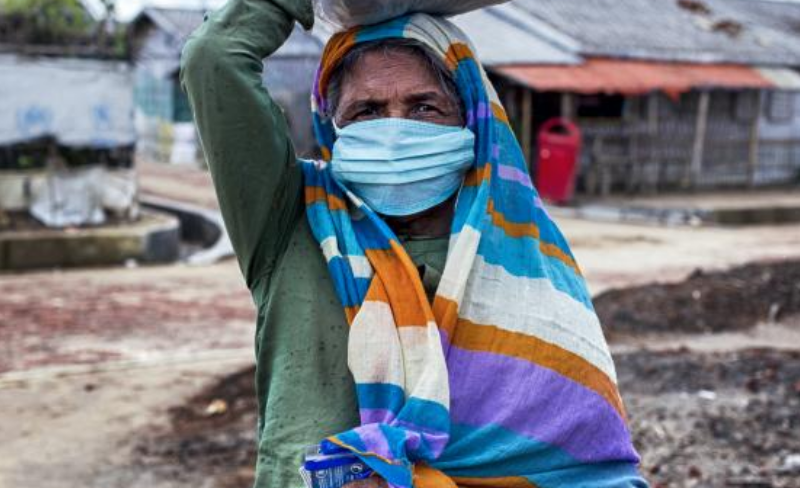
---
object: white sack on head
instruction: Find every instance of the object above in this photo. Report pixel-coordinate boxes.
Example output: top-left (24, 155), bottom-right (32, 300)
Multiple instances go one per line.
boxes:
top-left (312, 0), bottom-right (509, 29)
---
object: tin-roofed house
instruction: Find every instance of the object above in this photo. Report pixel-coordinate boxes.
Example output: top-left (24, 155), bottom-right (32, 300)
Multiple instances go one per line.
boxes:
top-left (130, 8), bottom-right (328, 163)
top-left (129, 8), bottom-right (206, 164)
top-left (481, 0), bottom-right (800, 195)
top-left (451, 5), bottom-right (581, 166)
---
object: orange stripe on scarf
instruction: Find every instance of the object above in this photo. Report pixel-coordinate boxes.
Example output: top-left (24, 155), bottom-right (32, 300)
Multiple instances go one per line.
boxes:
top-left (305, 186), bottom-right (348, 211)
top-left (316, 29), bottom-right (358, 99)
top-left (452, 476), bottom-right (537, 488)
top-left (487, 200), bottom-right (582, 276)
top-left (444, 43), bottom-right (474, 71)
top-left (414, 464), bottom-right (458, 488)
top-left (434, 296), bottom-right (625, 419)
top-left (363, 244), bottom-right (435, 327)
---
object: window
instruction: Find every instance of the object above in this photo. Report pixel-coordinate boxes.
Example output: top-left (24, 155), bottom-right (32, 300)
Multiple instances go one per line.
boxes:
top-left (765, 91), bottom-right (795, 122)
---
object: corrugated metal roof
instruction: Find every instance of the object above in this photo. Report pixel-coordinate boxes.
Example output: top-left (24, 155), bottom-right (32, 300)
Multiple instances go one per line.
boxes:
top-left (514, 0), bottom-right (800, 66)
top-left (450, 5), bottom-right (580, 65)
top-left (273, 24), bottom-right (326, 58)
top-left (142, 8), bottom-right (207, 43)
top-left (496, 59), bottom-right (776, 96)
top-left (299, 7), bottom-right (579, 66)
top-left (757, 67), bottom-right (800, 90)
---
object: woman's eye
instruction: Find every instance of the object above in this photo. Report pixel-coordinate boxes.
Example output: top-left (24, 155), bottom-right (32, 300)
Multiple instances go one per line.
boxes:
top-left (354, 107), bottom-right (378, 119)
top-left (414, 104), bottom-right (436, 114)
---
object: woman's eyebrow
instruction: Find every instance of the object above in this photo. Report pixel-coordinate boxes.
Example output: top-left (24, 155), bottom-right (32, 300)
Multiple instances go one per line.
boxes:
top-left (403, 91), bottom-right (448, 104)
top-left (341, 98), bottom-right (385, 113)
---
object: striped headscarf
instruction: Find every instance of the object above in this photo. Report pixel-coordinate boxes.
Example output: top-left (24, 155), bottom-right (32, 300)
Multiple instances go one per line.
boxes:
top-left (301, 13), bottom-right (647, 488)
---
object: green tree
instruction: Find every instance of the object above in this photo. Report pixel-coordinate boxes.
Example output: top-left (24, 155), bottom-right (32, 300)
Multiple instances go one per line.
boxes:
top-left (0, 0), bottom-right (94, 43)
top-left (0, 0), bottom-right (125, 56)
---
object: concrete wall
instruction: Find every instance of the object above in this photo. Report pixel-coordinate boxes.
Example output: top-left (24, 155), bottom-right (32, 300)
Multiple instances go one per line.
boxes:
top-left (0, 54), bottom-right (135, 148)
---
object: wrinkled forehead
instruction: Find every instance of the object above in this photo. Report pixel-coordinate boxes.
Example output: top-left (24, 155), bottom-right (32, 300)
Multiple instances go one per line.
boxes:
top-left (313, 15), bottom-right (470, 109)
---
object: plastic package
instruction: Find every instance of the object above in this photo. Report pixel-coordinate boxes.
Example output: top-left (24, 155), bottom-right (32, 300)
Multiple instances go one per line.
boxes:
top-left (313, 0), bottom-right (510, 29)
top-left (299, 444), bottom-right (374, 488)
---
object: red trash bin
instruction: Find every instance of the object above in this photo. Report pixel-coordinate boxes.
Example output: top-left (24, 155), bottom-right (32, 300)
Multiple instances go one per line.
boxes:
top-left (535, 118), bottom-right (582, 205)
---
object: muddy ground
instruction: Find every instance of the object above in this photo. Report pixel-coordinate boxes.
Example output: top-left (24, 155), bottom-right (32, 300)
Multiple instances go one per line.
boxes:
top-left (594, 260), bottom-right (800, 335)
top-left (134, 260), bottom-right (800, 488)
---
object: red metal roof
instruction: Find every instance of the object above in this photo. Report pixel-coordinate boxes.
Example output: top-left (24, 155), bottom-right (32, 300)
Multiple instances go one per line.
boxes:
top-left (495, 59), bottom-right (775, 97)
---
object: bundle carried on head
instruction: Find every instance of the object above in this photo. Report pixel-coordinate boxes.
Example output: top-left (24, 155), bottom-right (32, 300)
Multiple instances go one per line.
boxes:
top-left (312, 0), bottom-right (509, 29)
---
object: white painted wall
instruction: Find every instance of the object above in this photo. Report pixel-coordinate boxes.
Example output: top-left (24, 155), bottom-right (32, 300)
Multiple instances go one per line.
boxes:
top-left (0, 54), bottom-right (135, 147)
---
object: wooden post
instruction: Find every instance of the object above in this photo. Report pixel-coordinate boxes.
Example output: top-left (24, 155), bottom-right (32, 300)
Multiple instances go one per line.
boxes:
top-left (560, 93), bottom-right (574, 119)
top-left (647, 93), bottom-right (660, 192)
top-left (629, 97), bottom-right (641, 193)
top-left (747, 90), bottom-right (764, 186)
top-left (689, 91), bottom-right (710, 188)
top-left (521, 88), bottom-right (533, 168)
top-left (504, 85), bottom-right (518, 124)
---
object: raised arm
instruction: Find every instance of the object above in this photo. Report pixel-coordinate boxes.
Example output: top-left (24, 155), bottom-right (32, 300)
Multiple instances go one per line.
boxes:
top-left (180, 0), bottom-right (314, 287)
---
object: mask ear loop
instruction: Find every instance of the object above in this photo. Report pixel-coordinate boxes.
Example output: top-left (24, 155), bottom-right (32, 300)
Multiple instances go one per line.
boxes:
top-left (452, 167), bottom-right (468, 224)
top-left (332, 118), bottom-right (343, 134)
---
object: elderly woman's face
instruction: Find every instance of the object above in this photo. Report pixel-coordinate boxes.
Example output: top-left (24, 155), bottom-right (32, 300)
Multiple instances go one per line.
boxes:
top-left (335, 49), bottom-right (462, 128)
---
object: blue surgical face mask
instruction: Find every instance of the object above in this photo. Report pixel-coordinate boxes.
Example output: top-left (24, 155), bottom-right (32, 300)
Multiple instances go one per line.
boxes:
top-left (330, 118), bottom-right (475, 217)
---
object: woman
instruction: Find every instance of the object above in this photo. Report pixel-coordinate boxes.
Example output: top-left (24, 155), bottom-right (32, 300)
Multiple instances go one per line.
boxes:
top-left (181, 1), bottom-right (648, 487)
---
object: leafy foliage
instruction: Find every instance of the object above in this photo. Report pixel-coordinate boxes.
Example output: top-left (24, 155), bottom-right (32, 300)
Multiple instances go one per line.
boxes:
top-left (0, 0), bottom-right (94, 41)
top-left (0, 0), bottom-right (125, 57)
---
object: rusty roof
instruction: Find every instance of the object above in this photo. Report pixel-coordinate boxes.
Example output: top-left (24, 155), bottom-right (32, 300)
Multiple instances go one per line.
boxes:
top-left (495, 58), bottom-right (777, 96)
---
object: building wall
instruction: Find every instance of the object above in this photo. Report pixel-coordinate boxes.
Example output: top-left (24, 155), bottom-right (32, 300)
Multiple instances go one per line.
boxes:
top-left (758, 91), bottom-right (800, 184)
top-left (0, 54), bottom-right (137, 218)
top-left (132, 25), bottom-right (198, 164)
top-left (0, 54), bottom-right (135, 149)
top-left (562, 90), bottom-right (798, 194)
top-left (132, 24), bottom-right (322, 164)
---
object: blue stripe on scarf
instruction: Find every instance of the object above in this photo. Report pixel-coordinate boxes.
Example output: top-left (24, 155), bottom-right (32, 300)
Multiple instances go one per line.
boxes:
top-left (355, 16), bottom-right (411, 43)
top-left (476, 224), bottom-right (593, 310)
top-left (326, 257), bottom-right (370, 307)
top-left (437, 424), bottom-right (646, 487)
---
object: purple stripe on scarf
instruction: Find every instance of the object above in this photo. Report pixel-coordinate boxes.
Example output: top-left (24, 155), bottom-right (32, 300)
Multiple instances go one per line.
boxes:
top-left (360, 408), bottom-right (397, 425)
top-left (359, 411), bottom-right (449, 458)
top-left (395, 420), bottom-right (449, 457)
top-left (495, 165), bottom-right (552, 218)
top-left (313, 67), bottom-right (326, 112)
top-left (467, 102), bottom-right (493, 126)
top-left (533, 196), bottom-right (551, 219)
top-left (357, 425), bottom-right (394, 460)
top-left (445, 345), bottom-right (637, 464)
top-left (491, 143), bottom-right (501, 160)
top-left (403, 428), bottom-right (422, 452)
top-left (498, 164), bottom-right (534, 189)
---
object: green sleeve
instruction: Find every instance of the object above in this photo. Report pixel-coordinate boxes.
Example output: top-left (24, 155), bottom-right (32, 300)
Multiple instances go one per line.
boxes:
top-left (180, 0), bottom-right (314, 288)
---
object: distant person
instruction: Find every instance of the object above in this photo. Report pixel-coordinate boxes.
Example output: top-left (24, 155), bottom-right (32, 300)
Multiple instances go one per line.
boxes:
top-left (181, 0), bottom-right (647, 487)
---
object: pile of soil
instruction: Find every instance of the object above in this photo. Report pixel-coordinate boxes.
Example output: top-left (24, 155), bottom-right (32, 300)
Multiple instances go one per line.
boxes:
top-left (134, 368), bottom-right (258, 488)
top-left (595, 260), bottom-right (800, 335)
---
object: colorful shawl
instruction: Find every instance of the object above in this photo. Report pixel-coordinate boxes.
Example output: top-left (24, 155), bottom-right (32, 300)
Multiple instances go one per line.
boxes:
top-left (301, 14), bottom-right (647, 488)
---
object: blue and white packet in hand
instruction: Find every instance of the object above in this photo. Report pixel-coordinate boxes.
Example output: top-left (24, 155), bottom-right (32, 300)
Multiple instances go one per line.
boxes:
top-left (299, 442), bottom-right (374, 488)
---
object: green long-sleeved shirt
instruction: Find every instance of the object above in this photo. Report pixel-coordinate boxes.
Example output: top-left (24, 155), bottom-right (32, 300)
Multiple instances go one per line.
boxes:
top-left (179, 2), bottom-right (449, 486)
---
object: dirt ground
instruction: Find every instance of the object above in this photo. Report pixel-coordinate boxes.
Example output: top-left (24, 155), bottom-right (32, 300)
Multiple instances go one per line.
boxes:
top-left (595, 260), bottom-right (800, 335)
top-left (126, 260), bottom-right (800, 488)
top-left (4, 164), bottom-right (800, 488)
